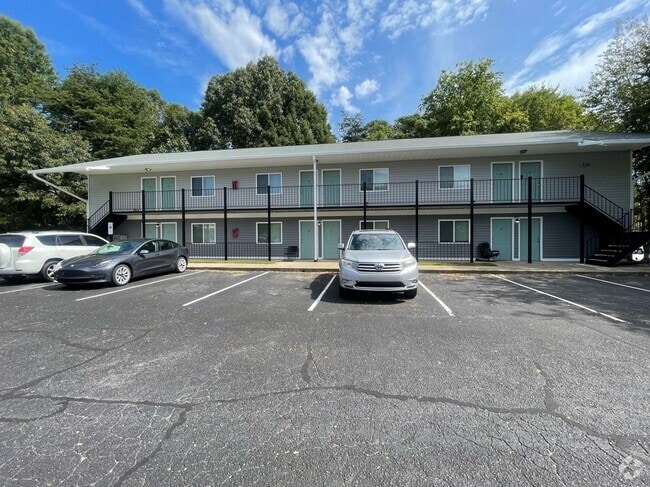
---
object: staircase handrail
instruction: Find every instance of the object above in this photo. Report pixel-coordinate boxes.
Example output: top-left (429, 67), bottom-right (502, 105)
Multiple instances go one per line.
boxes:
top-left (88, 200), bottom-right (110, 231)
top-left (583, 185), bottom-right (627, 226)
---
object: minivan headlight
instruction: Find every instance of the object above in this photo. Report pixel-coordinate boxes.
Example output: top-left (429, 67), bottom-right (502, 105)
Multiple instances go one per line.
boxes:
top-left (341, 259), bottom-right (358, 269)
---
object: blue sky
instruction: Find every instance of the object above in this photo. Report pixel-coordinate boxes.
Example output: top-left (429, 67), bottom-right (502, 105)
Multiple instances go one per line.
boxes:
top-left (2, 0), bottom-right (649, 136)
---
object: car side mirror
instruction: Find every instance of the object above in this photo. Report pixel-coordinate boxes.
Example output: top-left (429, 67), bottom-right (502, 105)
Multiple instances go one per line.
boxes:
top-left (139, 249), bottom-right (150, 255)
top-left (407, 242), bottom-right (416, 249)
top-left (337, 243), bottom-right (345, 250)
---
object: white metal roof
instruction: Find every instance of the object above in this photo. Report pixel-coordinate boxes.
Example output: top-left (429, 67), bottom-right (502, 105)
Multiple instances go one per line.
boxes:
top-left (29, 130), bottom-right (650, 175)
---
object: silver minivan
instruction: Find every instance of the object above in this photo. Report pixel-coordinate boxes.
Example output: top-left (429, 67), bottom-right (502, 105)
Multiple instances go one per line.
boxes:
top-left (337, 229), bottom-right (418, 298)
top-left (0, 231), bottom-right (108, 282)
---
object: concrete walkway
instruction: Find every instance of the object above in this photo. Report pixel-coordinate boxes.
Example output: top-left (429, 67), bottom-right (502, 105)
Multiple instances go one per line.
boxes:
top-left (188, 259), bottom-right (650, 274)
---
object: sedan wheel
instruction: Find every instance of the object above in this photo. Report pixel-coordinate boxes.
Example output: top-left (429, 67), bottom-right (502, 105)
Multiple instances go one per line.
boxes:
top-left (175, 256), bottom-right (188, 273)
top-left (111, 264), bottom-right (132, 286)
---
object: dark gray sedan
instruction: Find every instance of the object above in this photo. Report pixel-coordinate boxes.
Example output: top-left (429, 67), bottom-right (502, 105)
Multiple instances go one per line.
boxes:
top-left (53, 238), bottom-right (189, 286)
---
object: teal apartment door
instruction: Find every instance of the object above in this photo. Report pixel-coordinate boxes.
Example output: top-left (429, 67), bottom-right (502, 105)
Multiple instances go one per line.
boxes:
top-left (161, 177), bottom-right (176, 209)
top-left (322, 170), bottom-right (341, 206)
top-left (492, 163), bottom-right (513, 202)
top-left (300, 221), bottom-right (314, 260)
top-left (300, 171), bottom-right (313, 208)
top-left (142, 177), bottom-right (156, 210)
top-left (520, 161), bottom-right (542, 201)
top-left (520, 218), bottom-right (541, 261)
top-left (491, 218), bottom-right (512, 261)
top-left (322, 220), bottom-right (341, 259)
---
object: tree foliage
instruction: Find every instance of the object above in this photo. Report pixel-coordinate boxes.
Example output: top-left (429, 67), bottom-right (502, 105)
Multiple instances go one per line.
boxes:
top-left (339, 112), bottom-right (366, 142)
top-left (582, 17), bottom-right (650, 228)
top-left (509, 85), bottom-right (586, 131)
top-left (46, 64), bottom-right (162, 159)
top-left (0, 104), bottom-right (88, 231)
top-left (201, 56), bottom-right (334, 148)
top-left (0, 16), bottom-right (56, 108)
top-left (420, 58), bottom-right (505, 136)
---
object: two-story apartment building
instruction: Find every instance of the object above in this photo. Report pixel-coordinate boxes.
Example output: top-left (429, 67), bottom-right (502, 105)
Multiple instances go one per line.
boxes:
top-left (30, 130), bottom-right (650, 265)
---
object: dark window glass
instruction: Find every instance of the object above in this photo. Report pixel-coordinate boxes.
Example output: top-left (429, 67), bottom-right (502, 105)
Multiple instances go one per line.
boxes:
top-left (36, 235), bottom-right (57, 246)
top-left (83, 236), bottom-right (106, 246)
top-left (159, 240), bottom-right (173, 251)
top-left (0, 235), bottom-right (26, 247)
top-left (57, 235), bottom-right (84, 246)
top-left (440, 221), bottom-right (454, 242)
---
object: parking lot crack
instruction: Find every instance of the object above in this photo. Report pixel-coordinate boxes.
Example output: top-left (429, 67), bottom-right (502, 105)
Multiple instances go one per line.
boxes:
top-left (300, 345), bottom-right (324, 384)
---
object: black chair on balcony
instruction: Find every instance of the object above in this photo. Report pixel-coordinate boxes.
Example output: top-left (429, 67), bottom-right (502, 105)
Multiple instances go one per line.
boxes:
top-left (284, 245), bottom-right (299, 261)
top-left (476, 242), bottom-right (500, 261)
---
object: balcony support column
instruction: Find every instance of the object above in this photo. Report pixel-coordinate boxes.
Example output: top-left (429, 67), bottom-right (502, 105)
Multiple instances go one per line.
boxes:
top-left (579, 175), bottom-right (585, 263)
top-left (267, 185), bottom-right (272, 261)
top-left (527, 176), bottom-right (533, 264)
top-left (141, 189), bottom-right (146, 238)
top-left (470, 178), bottom-right (475, 263)
top-left (363, 182), bottom-right (367, 229)
top-left (223, 187), bottom-right (228, 261)
top-left (415, 180), bottom-right (419, 261)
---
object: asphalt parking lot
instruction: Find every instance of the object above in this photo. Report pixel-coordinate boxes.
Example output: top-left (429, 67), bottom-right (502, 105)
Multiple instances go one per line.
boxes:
top-left (0, 270), bottom-right (648, 486)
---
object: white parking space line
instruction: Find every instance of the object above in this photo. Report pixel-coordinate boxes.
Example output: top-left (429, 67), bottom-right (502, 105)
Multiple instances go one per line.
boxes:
top-left (577, 275), bottom-right (650, 293)
top-left (0, 283), bottom-right (57, 295)
top-left (182, 272), bottom-right (269, 307)
top-left (492, 274), bottom-right (626, 323)
top-left (419, 281), bottom-right (454, 316)
top-left (308, 275), bottom-right (336, 311)
top-left (76, 271), bottom-right (205, 302)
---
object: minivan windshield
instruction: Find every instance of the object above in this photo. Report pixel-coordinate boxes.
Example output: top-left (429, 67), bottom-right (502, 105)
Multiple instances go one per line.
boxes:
top-left (348, 233), bottom-right (405, 251)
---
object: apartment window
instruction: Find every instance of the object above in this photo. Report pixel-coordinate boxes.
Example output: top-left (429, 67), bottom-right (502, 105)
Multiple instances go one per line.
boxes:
top-left (439, 165), bottom-right (470, 189)
top-left (439, 220), bottom-right (470, 243)
top-left (360, 168), bottom-right (389, 191)
top-left (191, 176), bottom-right (215, 197)
top-left (192, 223), bottom-right (216, 243)
top-left (256, 173), bottom-right (282, 195)
top-left (359, 220), bottom-right (389, 230)
top-left (257, 222), bottom-right (282, 244)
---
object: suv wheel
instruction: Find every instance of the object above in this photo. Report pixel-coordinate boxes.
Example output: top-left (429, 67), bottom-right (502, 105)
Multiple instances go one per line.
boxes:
top-left (40, 260), bottom-right (59, 282)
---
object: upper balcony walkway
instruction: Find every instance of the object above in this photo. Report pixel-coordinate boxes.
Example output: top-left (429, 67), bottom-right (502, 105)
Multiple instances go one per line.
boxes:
top-left (105, 177), bottom-right (583, 215)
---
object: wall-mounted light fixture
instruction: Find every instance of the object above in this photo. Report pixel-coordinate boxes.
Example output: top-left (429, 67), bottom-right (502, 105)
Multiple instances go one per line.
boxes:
top-left (515, 218), bottom-right (520, 224)
top-left (519, 149), bottom-right (527, 155)
top-left (144, 167), bottom-right (152, 172)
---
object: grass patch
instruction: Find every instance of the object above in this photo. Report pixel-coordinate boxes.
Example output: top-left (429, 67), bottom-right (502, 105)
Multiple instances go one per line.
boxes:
top-left (190, 259), bottom-right (276, 264)
top-left (419, 261), bottom-right (497, 267)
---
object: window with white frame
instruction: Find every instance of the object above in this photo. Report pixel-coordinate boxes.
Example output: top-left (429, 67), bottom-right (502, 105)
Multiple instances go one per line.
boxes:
top-left (439, 220), bottom-right (470, 243)
top-left (359, 220), bottom-right (389, 230)
top-left (359, 168), bottom-right (389, 191)
top-left (439, 165), bottom-right (470, 189)
top-left (192, 223), bottom-right (216, 243)
top-left (256, 173), bottom-right (282, 195)
top-left (191, 176), bottom-right (215, 197)
top-left (256, 222), bottom-right (282, 244)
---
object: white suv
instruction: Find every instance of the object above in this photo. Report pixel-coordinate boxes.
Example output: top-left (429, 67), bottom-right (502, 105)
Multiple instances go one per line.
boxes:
top-left (0, 231), bottom-right (108, 282)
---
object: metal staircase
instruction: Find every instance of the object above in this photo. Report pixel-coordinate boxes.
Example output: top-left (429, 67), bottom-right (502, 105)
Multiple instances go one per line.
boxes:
top-left (87, 200), bottom-right (127, 238)
top-left (566, 184), bottom-right (650, 266)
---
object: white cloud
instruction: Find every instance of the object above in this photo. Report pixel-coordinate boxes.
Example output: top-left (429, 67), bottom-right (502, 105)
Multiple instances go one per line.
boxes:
top-left (127, 0), bottom-right (155, 21)
top-left (355, 79), bottom-right (379, 98)
top-left (572, 0), bottom-right (645, 37)
top-left (264, 1), bottom-right (308, 38)
top-left (296, 10), bottom-right (345, 95)
top-left (330, 85), bottom-right (358, 113)
top-left (165, 0), bottom-right (277, 69)
top-left (523, 34), bottom-right (566, 67)
top-left (379, 0), bottom-right (489, 39)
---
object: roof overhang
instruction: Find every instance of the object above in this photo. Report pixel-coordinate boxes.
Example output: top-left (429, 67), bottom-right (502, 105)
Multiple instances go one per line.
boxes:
top-left (29, 130), bottom-right (650, 176)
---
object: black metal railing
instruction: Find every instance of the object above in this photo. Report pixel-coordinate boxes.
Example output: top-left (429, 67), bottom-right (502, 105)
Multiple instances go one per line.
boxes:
top-left (105, 177), bottom-right (584, 214)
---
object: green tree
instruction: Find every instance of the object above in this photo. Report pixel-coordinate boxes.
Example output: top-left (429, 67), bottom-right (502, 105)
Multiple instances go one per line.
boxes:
top-left (201, 56), bottom-right (334, 148)
top-left (339, 112), bottom-right (366, 142)
top-left (364, 119), bottom-right (395, 141)
top-left (47, 64), bottom-right (161, 159)
top-left (147, 103), bottom-right (206, 153)
top-left (420, 58), bottom-right (505, 136)
top-left (582, 16), bottom-right (650, 230)
top-left (510, 85), bottom-right (585, 131)
top-left (0, 104), bottom-right (89, 231)
top-left (392, 113), bottom-right (429, 139)
top-left (0, 16), bottom-right (56, 108)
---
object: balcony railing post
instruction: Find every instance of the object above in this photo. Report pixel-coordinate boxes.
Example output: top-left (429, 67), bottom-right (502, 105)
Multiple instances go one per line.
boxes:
top-left (267, 185), bottom-right (272, 261)
top-left (181, 188), bottom-right (186, 246)
top-left (223, 187), bottom-right (228, 261)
